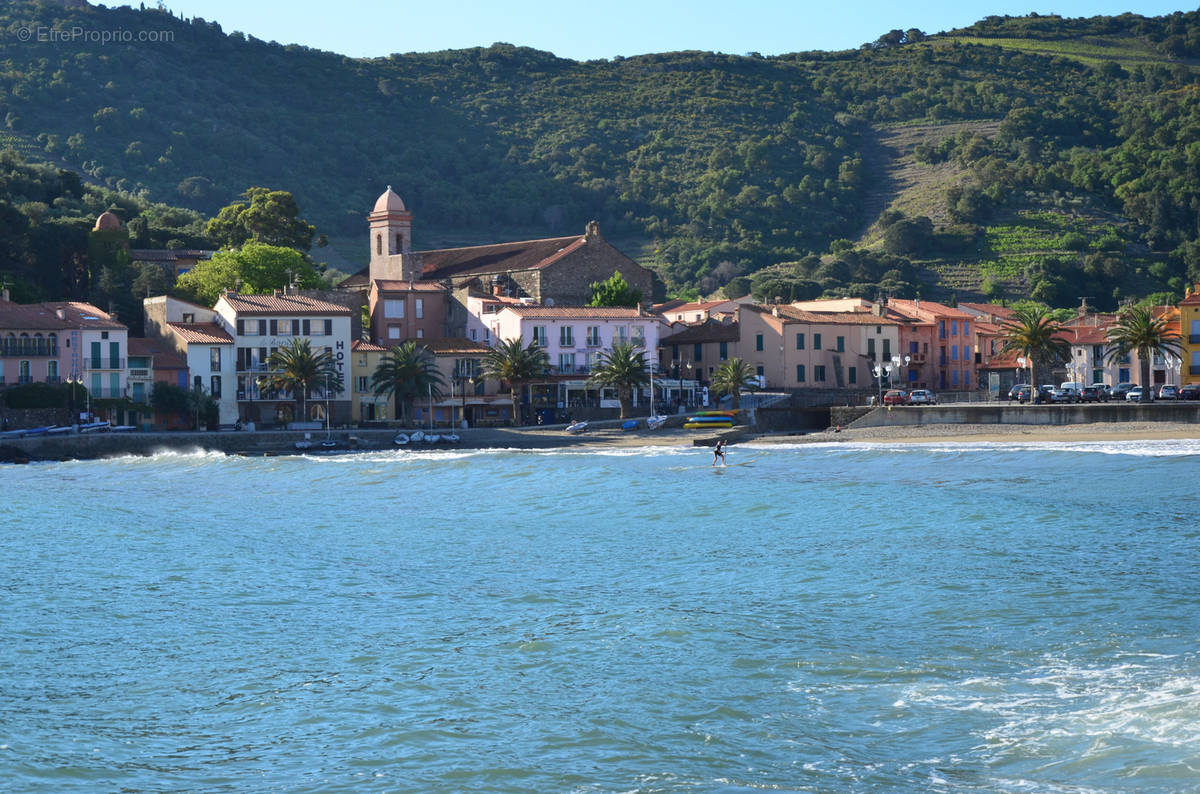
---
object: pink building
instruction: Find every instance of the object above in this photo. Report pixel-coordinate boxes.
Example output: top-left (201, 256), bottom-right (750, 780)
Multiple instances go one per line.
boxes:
top-left (0, 297), bottom-right (128, 398)
top-left (884, 299), bottom-right (979, 391)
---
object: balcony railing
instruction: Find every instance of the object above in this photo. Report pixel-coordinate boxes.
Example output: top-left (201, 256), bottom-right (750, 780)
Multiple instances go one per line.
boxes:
top-left (556, 365), bottom-right (593, 375)
top-left (0, 342), bottom-right (58, 357)
top-left (83, 357), bottom-right (125, 371)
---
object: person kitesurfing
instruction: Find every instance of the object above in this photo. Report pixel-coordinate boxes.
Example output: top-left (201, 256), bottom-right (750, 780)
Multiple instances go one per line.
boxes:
top-left (712, 438), bottom-right (728, 467)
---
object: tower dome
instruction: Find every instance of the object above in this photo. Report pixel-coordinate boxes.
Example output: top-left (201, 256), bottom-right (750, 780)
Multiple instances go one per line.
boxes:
top-left (373, 186), bottom-right (407, 213)
top-left (93, 210), bottom-right (122, 231)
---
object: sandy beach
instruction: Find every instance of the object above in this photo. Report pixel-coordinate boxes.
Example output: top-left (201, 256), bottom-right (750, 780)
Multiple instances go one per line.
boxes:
top-left (476, 420), bottom-right (1200, 449)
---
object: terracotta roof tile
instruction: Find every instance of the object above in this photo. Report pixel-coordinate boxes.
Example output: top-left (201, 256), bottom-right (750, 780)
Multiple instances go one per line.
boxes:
top-left (166, 322), bottom-right (234, 344)
top-left (351, 339), bottom-right (389, 352)
top-left (221, 292), bottom-right (352, 316)
top-left (501, 305), bottom-right (651, 320)
top-left (662, 320), bottom-right (740, 343)
top-left (420, 235), bottom-right (586, 280)
top-left (0, 301), bottom-right (126, 331)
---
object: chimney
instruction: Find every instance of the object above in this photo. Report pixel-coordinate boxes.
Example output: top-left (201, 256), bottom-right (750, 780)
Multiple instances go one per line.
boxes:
top-left (771, 305), bottom-right (779, 317)
top-left (56, 308), bottom-right (66, 320)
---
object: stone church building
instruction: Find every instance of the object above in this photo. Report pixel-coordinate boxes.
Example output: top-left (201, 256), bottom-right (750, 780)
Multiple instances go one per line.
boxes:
top-left (340, 187), bottom-right (655, 345)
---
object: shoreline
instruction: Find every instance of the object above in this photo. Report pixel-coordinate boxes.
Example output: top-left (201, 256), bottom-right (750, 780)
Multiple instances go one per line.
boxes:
top-left (5, 420), bottom-right (1200, 462)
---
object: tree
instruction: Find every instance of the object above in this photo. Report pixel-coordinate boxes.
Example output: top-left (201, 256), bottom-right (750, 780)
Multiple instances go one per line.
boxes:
top-left (174, 242), bottom-right (322, 305)
top-left (588, 270), bottom-right (643, 307)
top-left (482, 337), bottom-right (549, 425)
top-left (999, 305), bottom-right (1069, 398)
top-left (1105, 305), bottom-right (1182, 402)
top-left (370, 340), bottom-right (444, 425)
top-left (206, 187), bottom-right (315, 251)
top-left (710, 358), bottom-right (758, 410)
top-left (257, 338), bottom-right (344, 425)
top-left (587, 341), bottom-right (649, 418)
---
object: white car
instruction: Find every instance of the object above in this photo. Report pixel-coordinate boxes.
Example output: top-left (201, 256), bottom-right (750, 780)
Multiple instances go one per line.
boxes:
top-left (908, 389), bottom-right (937, 405)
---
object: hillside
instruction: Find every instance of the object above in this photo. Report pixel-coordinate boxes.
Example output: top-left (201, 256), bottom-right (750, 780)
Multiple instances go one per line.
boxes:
top-left (0, 2), bottom-right (1199, 312)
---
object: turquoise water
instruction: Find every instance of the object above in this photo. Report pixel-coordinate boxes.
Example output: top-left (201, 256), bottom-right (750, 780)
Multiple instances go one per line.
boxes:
top-left (2, 441), bottom-right (1199, 792)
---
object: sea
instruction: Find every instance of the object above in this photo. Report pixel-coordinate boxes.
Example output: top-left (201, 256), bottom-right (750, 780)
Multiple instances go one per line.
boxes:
top-left (2, 439), bottom-right (1198, 793)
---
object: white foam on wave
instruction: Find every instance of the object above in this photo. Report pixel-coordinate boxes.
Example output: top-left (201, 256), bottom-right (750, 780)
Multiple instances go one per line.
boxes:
top-left (899, 652), bottom-right (1200, 770)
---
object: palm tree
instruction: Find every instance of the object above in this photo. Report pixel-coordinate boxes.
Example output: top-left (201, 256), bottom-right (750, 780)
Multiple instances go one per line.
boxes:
top-left (999, 305), bottom-right (1069, 401)
top-left (257, 338), bottom-right (343, 424)
top-left (482, 337), bottom-right (549, 425)
top-left (1106, 305), bottom-right (1181, 402)
top-left (371, 340), bottom-right (444, 425)
top-left (588, 341), bottom-right (649, 419)
top-left (710, 357), bottom-right (758, 410)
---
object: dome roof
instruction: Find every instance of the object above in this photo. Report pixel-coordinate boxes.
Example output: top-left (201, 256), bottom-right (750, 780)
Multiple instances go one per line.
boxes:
top-left (93, 211), bottom-right (122, 231)
top-left (373, 186), bottom-right (407, 213)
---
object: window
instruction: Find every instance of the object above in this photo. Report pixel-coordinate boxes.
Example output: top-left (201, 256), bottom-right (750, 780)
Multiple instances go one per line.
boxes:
top-left (559, 352), bottom-right (575, 372)
top-left (756, 365), bottom-right (764, 377)
top-left (415, 299), bottom-right (424, 319)
top-left (211, 375), bottom-right (222, 398)
top-left (952, 371), bottom-right (959, 386)
top-left (693, 343), bottom-right (703, 362)
top-left (964, 372), bottom-right (970, 387)
top-left (181, 313), bottom-right (194, 324)
top-left (48, 360), bottom-right (58, 380)
top-left (939, 320), bottom-right (946, 339)
top-left (396, 233), bottom-right (403, 252)
top-left (376, 234), bottom-right (382, 255)
top-left (237, 319), bottom-right (245, 335)
top-left (963, 321), bottom-right (970, 336)
top-left (1092, 344), bottom-right (1105, 360)
top-left (18, 360), bottom-right (30, 384)
top-left (756, 333), bottom-right (764, 352)
top-left (586, 326), bottom-right (601, 346)
top-left (470, 329), bottom-right (477, 341)
top-left (384, 299), bottom-right (405, 318)
top-left (1119, 367), bottom-right (1130, 382)
top-left (631, 327), bottom-right (645, 347)
top-left (388, 326), bottom-right (401, 339)
top-left (560, 326), bottom-right (574, 347)
top-left (615, 326), bottom-right (628, 344)
top-left (796, 332), bottom-right (805, 350)
top-left (719, 341), bottom-right (728, 360)
top-left (814, 365), bottom-right (826, 382)
top-left (291, 320), bottom-right (300, 336)
top-left (836, 336), bottom-right (844, 353)
top-left (357, 375), bottom-right (369, 392)
top-left (813, 333), bottom-right (822, 350)
top-left (532, 326), bottom-right (547, 347)
top-left (849, 366), bottom-right (856, 384)
top-left (796, 364), bottom-right (805, 382)
top-left (270, 319), bottom-right (281, 336)
top-left (951, 346), bottom-right (958, 362)
top-left (951, 320), bottom-right (958, 336)
top-left (882, 339), bottom-right (891, 360)
top-left (302, 319), bottom-right (311, 336)
top-left (210, 347), bottom-right (221, 372)
top-left (416, 329), bottom-right (423, 339)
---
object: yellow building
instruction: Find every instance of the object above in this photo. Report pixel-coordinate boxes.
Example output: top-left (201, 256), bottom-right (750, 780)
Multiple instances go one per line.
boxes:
top-left (1180, 286), bottom-right (1200, 385)
top-left (350, 339), bottom-right (391, 423)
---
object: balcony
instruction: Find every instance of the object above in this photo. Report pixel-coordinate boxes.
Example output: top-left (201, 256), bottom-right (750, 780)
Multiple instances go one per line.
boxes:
top-left (83, 357), bottom-right (125, 371)
top-left (1, 342), bottom-right (58, 357)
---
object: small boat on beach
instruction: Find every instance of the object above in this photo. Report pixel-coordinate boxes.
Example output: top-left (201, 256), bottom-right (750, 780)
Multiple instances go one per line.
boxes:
top-left (393, 432), bottom-right (409, 445)
top-left (566, 420), bottom-right (588, 434)
top-left (646, 415), bottom-right (668, 430)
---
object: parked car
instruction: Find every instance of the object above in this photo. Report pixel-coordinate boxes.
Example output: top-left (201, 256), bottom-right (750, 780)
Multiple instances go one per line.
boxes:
top-left (1038, 384), bottom-right (1057, 403)
top-left (908, 389), bottom-right (937, 405)
top-left (1125, 386), bottom-right (1152, 402)
top-left (882, 389), bottom-right (909, 406)
top-left (1010, 384), bottom-right (1032, 403)
top-left (1180, 383), bottom-right (1200, 400)
top-left (1090, 383), bottom-right (1111, 402)
top-left (1158, 384), bottom-right (1179, 400)
top-left (1111, 383), bottom-right (1136, 400)
top-left (1050, 386), bottom-right (1081, 403)
top-left (1080, 386), bottom-right (1100, 402)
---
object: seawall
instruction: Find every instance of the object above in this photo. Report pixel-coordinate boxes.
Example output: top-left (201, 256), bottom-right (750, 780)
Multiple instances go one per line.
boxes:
top-left (840, 402), bottom-right (1200, 429)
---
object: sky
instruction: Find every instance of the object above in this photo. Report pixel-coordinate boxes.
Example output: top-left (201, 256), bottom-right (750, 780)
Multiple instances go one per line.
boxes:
top-left (152, 0), bottom-right (1195, 61)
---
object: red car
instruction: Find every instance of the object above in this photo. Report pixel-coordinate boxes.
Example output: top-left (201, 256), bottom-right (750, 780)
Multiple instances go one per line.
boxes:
top-left (882, 389), bottom-right (909, 406)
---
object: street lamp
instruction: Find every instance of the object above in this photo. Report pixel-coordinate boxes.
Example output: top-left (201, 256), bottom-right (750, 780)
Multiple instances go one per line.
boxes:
top-left (872, 362), bottom-right (889, 405)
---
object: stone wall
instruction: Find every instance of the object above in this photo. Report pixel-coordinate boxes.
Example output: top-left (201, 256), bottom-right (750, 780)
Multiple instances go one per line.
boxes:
top-left (847, 402), bottom-right (1200, 428)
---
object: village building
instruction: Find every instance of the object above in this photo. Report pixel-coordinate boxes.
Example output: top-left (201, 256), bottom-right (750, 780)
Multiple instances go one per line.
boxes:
top-left (126, 336), bottom-right (190, 430)
top-left (342, 188), bottom-right (656, 345)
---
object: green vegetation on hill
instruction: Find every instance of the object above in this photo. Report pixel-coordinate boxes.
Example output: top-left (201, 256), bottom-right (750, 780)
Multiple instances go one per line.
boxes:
top-left (0, 2), bottom-right (1199, 312)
